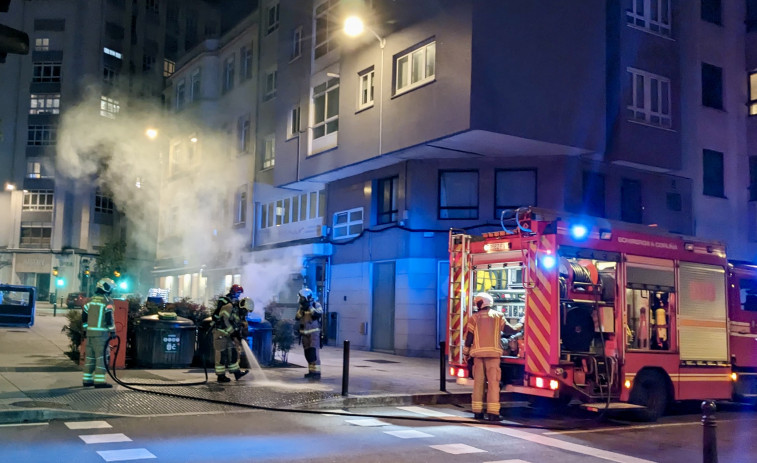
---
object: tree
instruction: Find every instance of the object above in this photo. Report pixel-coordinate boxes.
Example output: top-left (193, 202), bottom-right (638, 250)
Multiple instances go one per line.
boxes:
top-left (93, 238), bottom-right (126, 283)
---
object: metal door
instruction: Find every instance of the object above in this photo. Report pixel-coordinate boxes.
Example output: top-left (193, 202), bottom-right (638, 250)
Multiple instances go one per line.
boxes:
top-left (371, 261), bottom-right (395, 352)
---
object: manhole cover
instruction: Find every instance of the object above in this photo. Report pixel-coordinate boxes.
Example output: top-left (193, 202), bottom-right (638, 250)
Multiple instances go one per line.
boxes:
top-left (363, 360), bottom-right (400, 364)
top-left (10, 400), bottom-right (70, 409)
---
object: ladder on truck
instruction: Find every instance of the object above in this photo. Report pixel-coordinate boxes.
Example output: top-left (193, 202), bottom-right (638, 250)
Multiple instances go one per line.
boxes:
top-left (447, 231), bottom-right (472, 372)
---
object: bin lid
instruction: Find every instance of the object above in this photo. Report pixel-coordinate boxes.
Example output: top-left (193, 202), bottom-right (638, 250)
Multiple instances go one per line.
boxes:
top-left (139, 313), bottom-right (195, 327)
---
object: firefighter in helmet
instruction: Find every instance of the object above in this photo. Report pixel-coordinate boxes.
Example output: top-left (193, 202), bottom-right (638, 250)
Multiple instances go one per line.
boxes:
top-left (82, 278), bottom-right (116, 388)
top-left (463, 292), bottom-right (508, 421)
top-left (296, 287), bottom-right (323, 379)
top-left (212, 284), bottom-right (249, 382)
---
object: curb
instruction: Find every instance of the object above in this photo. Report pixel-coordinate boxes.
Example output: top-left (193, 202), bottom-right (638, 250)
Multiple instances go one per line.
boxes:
top-left (297, 392), bottom-right (472, 410)
top-left (0, 408), bottom-right (122, 425)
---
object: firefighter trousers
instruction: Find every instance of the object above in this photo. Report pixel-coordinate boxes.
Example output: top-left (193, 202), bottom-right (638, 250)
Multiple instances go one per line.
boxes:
top-left (472, 357), bottom-right (501, 415)
top-left (83, 333), bottom-right (109, 385)
top-left (213, 331), bottom-right (240, 375)
top-left (302, 332), bottom-right (320, 374)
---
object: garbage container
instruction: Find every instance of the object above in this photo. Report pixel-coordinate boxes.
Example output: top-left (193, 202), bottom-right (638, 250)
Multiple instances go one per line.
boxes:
top-left (135, 312), bottom-right (196, 368)
top-left (247, 320), bottom-right (272, 366)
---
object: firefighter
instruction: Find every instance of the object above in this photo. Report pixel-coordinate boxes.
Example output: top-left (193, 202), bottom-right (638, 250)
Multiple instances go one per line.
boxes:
top-left (82, 278), bottom-right (116, 388)
top-left (212, 285), bottom-right (248, 382)
top-left (296, 287), bottom-right (323, 379)
top-left (463, 292), bottom-right (510, 421)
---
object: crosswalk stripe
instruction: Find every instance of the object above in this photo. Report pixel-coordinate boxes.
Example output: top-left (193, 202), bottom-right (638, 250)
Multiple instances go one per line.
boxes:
top-left (484, 460), bottom-right (533, 463)
top-left (96, 448), bottom-right (156, 462)
top-left (65, 420), bottom-right (112, 430)
top-left (384, 429), bottom-right (434, 439)
top-left (344, 418), bottom-right (391, 427)
top-left (79, 433), bottom-right (132, 444)
top-left (430, 443), bottom-right (487, 454)
top-left (396, 406), bottom-right (455, 417)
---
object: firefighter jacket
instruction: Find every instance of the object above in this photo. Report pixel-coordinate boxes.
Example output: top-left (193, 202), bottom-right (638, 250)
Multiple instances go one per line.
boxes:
top-left (464, 308), bottom-right (506, 358)
top-left (295, 299), bottom-right (322, 335)
top-left (213, 298), bottom-right (242, 337)
top-left (82, 294), bottom-right (114, 335)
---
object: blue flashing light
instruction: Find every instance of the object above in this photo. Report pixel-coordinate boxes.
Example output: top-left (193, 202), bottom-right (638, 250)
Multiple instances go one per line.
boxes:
top-left (570, 224), bottom-right (589, 240)
top-left (541, 254), bottom-right (557, 270)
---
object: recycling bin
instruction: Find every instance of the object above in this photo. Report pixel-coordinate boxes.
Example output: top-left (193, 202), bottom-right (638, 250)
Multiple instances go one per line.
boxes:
top-left (135, 312), bottom-right (196, 368)
top-left (247, 320), bottom-right (272, 366)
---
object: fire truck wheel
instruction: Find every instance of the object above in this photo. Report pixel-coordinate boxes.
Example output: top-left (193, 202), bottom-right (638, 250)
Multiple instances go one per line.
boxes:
top-left (629, 372), bottom-right (668, 422)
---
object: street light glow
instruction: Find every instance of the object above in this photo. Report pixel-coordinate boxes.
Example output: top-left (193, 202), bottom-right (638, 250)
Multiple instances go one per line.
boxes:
top-left (344, 16), bottom-right (364, 37)
top-left (145, 128), bottom-right (158, 139)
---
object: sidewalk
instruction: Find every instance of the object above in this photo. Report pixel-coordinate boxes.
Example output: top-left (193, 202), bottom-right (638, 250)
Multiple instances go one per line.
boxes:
top-left (0, 303), bottom-right (473, 424)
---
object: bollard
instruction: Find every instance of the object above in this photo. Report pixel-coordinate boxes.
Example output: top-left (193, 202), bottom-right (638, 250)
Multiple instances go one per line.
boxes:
top-left (53, 302), bottom-right (57, 317)
top-left (341, 340), bottom-right (350, 396)
top-left (701, 400), bottom-right (718, 463)
top-left (439, 340), bottom-right (447, 392)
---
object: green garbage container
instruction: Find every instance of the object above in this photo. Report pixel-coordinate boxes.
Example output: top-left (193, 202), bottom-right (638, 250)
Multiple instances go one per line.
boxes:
top-left (136, 312), bottom-right (196, 368)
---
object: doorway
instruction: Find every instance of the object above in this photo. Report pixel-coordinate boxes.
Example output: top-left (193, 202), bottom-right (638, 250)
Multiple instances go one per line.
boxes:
top-left (371, 261), bottom-right (395, 352)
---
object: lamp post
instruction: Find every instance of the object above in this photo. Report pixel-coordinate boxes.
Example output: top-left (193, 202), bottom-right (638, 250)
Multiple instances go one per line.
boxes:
top-left (344, 16), bottom-right (385, 157)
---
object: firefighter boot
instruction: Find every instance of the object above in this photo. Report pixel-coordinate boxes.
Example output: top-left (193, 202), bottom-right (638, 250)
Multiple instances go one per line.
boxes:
top-left (473, 412), bottom-right (485, 420)
top-left (233, 370), bottom-right (249, 381)
top-left (94, 383), bottom-right (113, 389)
top-left (486, 412), bottom-right (502, 422)
top-left (217, 374), bottom-right (231, 383)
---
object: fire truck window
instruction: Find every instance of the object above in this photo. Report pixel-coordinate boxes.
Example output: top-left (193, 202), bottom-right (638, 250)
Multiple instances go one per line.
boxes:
top-left (625, 263), bottom-right (674, 351)
top-left (740, 278), bottom-right (757, 312)
top-left (474, 266), bottom-right (525, 325)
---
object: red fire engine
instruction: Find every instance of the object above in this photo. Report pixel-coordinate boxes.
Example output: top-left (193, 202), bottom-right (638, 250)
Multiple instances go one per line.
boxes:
top-left (728, 262), bottom-right (757, 403)
top-left (447, 207), bottom-right (734, 420)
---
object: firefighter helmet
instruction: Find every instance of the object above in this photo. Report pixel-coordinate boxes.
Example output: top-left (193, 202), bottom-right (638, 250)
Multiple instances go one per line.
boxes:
top-left (96, 278), bottom-right (116, 294)
top-left (239, 297), bottom-right (253, 311)
top-left (230, 284), bottom-right (244, 296)
top-left (298, 288), bottom-right (313, 299)
top-left (473, 292), bottom-right (494, 310)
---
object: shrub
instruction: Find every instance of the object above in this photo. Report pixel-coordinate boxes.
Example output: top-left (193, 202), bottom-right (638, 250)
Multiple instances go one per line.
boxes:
top-left (272, 319), bottom-right (295, 364)
top-left (167, 297), bottom-right (210, 326)
top-left (61, 309), bottom-right (84, 363)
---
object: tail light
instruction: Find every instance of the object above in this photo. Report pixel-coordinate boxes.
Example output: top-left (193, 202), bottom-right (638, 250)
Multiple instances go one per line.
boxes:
top-left (449, 366), bottom-right (468, 378)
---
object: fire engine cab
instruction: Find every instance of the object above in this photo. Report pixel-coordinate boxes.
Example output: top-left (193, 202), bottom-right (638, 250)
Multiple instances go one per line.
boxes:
top-left (447, 207), bottom-right (734, 420)
top-left (728, 262), bottom-right (757, 403)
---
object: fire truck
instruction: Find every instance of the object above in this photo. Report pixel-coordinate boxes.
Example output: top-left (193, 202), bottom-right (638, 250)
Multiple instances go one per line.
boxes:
top-left (447, 207), bottom-right (734, 420)
top-left (728, 262), bottom-right (757, 403)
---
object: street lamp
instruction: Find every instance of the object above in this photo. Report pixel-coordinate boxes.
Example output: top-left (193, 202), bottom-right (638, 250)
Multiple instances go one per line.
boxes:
top-left (344, 16), bottom-right (385, 156)
top-left (145, 128), bottom-right (158, 139)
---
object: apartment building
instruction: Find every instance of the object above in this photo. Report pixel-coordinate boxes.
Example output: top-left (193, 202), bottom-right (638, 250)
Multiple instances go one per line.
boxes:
top-left (249, 0), bottom-right (757, 357)
top-left (0, 0), bottom-right (220, 300)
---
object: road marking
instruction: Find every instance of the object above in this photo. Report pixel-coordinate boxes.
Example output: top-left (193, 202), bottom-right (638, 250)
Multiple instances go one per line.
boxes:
top-left (397, 406), bottom-right (454, 417)
top-left (0, 422), bottom-right (48, 428)
top-left (545, 417), bottom-right (757, 435)
top-left (79, 433), bottom-right (132, 444)
top-left (384, 429), bottom-right (434, 439)
top-left (430, 443), bottom-right (487, 455)
top-left (65, 420), bottom-right (112, 430)
top-left (345, 418), bottom-right (391, 427)
top-left (476, 425), bottom-right (656, 463)
top-left (484, 460), bottom-right (533, 463)
top-left (96, 448), bottom-right (156, 461)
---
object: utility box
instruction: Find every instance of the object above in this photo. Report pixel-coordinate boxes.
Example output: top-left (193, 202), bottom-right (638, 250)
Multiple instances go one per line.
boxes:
top-left (0, 285), bottom-right (36, 327)
top-left (135, 313), bottom-right (196, 368)
top-left (79, 298), bottom-right (128, 369)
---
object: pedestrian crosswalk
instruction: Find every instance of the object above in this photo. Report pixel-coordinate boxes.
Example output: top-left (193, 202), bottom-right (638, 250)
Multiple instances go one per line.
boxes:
top-left (64, 420), bottom-right (156, 462)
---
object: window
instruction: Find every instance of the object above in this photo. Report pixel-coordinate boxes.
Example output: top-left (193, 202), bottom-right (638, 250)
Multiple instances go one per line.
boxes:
top-left (625, 260), bottom-right (674, 351)
top-left (99, 96), bottom-right (120, 119)
top-left (494, 169), bottom-right (536, 218)
top-left (264, 68), bottom-right (277, 100)
top-left (750, 156), bottom-right (757, 201)
top-left (23, 190), bottom-right (54, 211)
top-left (666, 192), bottom-right (682, 211)
top-left (223, 56), bottom-right (235, 93)
top-left (749, 0), bottom-right (757, 32)
top-left (701, 0), bottom-right (722, 25)
top-left (190, 68), bottom-right (201, 102)
top-left (621, 178), bottom-right (643, 223)
top-left (20, 225), bottom-right (52, 248)
top-left (376, 176), bottom-right (398, 224)
top-left (749, 72), bottom-right (757, 115)
top-left (34, 38), bottom-right (49, 51)
top-left (288, 105), bottom-right (301, 138)
top-left (291, 26), bottom-right (302, 60)
top-left (27, 125), bottom-right (56, 145)
top-left (95, 190), bottom-right (114, 214)
top-left (312, 77), bottom-right (339, 139)
top-left (145, 0), bottom-right (159, 14)
top-left (27, 161), bottom-right (41, 178)
top-left (266, 2), bottom-right (279, 34)
top-left (395, 41), bottom-right (436, 94)
top-left (582, 171), bottom-right (606, 217)
top-left (32, 62), bottom-right (61, 82)
top-left (625, 0), bottom-right (671, 37)
top-left (333, 207), bottom-right (364, 239)
top-left (163, 59), bottom-right (175, 77)
top-left (175, 80), bottom-right (185, 110)
top-left (259, 192), bottom-right (323, 229)
top-left (29, 94), bottom-right (60, 115)
top-left (238, 115), bottom-right (250, 153)
top-left (627, 67), bottom-right (671, 128)
top-left (702, 63), bottom-right (723, 109)
top-left (103, 65), bottom-right (118, 85)
top-left (314, 0), bottom-right (339, 59)
top-left (234, 186), bottom-right (247, 225)
top-left (439, 170), bottom-right (478, 219)
top-left (358, 68), bottom-right (375, 110)
top-left (103, 47), bottom-right (122, 59)
top-left (263, 134), bottom-right (275, 169)
top-left (703, 149), bottom-right (725, 197)
top-left (142, 54), bottom-right (155, 72)
top-left (240, 46), bottom-right (253, 80)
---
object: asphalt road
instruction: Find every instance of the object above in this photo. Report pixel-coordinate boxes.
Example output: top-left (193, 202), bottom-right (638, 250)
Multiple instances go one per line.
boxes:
top-left (0, 403), bottom-right (755, 463)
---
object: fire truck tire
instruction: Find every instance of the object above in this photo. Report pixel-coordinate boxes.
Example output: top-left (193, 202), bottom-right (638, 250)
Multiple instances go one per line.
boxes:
top-left (629, 372), bottom-right (668, 422)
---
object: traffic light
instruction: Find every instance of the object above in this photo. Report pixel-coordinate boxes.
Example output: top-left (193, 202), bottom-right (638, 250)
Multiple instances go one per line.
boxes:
top-left (52, 266), bottom-right (59, 276)
top-left (114, 267), bottom-right (121, 278)
top-left (56, 277), bottom-right (65, 287)
top-left (0, 1), bottom-right (30, 63)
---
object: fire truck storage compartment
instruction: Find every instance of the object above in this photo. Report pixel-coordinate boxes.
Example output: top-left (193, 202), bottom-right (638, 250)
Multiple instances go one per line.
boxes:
top-left (678, 262), bottom-right (728, 362)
